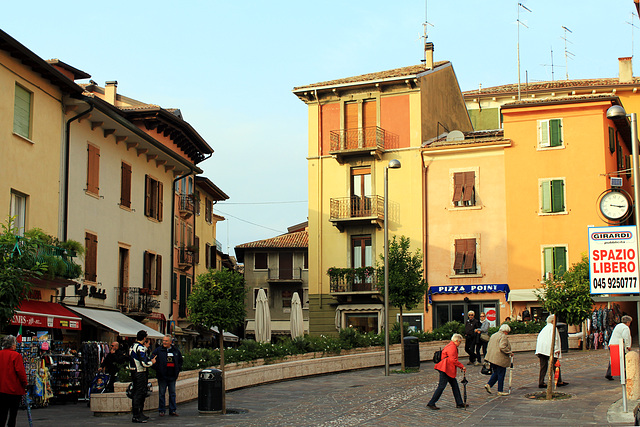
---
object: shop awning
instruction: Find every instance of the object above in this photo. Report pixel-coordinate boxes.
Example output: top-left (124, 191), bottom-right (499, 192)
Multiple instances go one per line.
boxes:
top-left (67, 306), bottom-right (163, 339)
top-left (507, 289), bottom-right (541, 302)
top-left (12, 300), bottom-right (82, 330)
top-left (427, 284), bottom-right (510, 304)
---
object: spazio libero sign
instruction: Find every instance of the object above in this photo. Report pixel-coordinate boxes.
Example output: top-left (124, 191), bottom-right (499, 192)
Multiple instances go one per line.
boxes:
top-left (588, 226), bottom-right (639, 294)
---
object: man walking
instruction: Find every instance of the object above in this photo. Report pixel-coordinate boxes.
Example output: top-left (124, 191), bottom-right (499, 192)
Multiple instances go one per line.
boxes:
top-left (535, 315), bottom-right (567, 388)
top-left (606, 315), bottom-right (632, 380)
top-left (130, 330), bottom-right (156, 423)
top-left (464, 311), bottom-right (480, 365)
top-left (152, 335), bottom-right (183, 417)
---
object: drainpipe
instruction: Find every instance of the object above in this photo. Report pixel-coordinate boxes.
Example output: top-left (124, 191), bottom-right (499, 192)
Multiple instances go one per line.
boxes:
top-left (316, 89), bottom-right (323, 311)
top-left (63, 103), bottom-right (94, 241)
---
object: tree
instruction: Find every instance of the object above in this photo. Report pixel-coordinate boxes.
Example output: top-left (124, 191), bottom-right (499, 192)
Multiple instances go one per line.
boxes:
top-left (377, 235), bottom-right (428, 370)
top-left (187, 269), bottom-right (246, 413)
top-left (535, 253), bottom-right (593, 399)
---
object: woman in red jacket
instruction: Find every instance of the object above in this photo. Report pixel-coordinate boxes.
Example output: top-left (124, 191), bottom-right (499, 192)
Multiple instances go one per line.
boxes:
top-left (0, 335), bottom-right (28, 427)
top-left (427, 333), bottom-right (467, 410)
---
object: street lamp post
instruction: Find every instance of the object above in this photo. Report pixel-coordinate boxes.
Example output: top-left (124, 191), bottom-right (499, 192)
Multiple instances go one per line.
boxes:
top-left (384, 159), bottom-right (401, 376)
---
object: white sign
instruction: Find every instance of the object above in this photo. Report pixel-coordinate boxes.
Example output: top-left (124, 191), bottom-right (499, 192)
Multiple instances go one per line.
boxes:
top-left (589, 225), bottom-right (639, 294)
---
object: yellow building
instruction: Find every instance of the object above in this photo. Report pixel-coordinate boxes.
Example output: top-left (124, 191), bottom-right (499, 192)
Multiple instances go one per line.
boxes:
top-left (194, 176), bottom-right (229, 277)
top-left (294, 50), bottom-right (472, 335)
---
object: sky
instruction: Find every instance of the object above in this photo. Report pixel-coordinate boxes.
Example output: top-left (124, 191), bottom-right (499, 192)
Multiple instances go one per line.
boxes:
top-left (2, 1), bottom-right (638, 257)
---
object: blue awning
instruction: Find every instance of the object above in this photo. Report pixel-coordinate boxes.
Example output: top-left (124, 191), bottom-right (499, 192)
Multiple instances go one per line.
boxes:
top-left (427, 284), bottom-right (510, 304)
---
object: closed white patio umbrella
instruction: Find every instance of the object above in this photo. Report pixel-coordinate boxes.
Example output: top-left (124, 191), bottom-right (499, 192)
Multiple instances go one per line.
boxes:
top-left (255, 288), bottom-right (271, 343)
top-left (290, 292), bottom-right (304, 339)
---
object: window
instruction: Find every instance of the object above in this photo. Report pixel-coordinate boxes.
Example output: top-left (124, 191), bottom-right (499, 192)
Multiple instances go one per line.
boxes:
top-left (543, 246), bottom-right (567, 280)
top-left (255, 253), bottom-right (268, 270)
top-left (193, 236), bottom-right (200, 264)
top-left (279, 252), bottom-right (293, 280)
top-left (13, 84), bottom-right (31, 139)
top-left (174, 217), bottom-right (179, 246)
top-left (453, 238), bottom-right (477, 275)
top-left (452, 171), bottom-right (475, 207)
top-left (345, 312), bottom-right (378, 333)
top-left (538, 118), bottom-right (563, 148)
top-left (609, 127), bottom-right (616, 154)
top-left (86, 144), bottom-right (100, 196)
top-left (10, 191), bottom-right (27, 236)
top-left (351, 167), bottom-right (372, 217)
top-left (84, 232), bottom-right (98, 282)
top-left (205, 197), bottom-right (212, 223)
top-left (143, 251), bottom-right (162, 293)
top-left (352, 235), bottom-right (372, 289)
top-left (144, 175), bottom-right (163, 221)
top-left (120, 162), bottom-right (132, 208)
top-left (282, 290), bottom-right (293, 311)
top-left (303, 251), bottom-right (308, 270)
top-left (540, 179), bottom-right (565, 213)
top-left (205, 243), bottom-right (212, 269)
top-left (118, 246), bottom-right (129, 289)
top-left (179, 274), bottom-right (187, 317)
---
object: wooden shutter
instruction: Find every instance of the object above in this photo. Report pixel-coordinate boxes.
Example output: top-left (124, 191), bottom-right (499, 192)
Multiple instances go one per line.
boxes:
top-left (463, 239), bottom-right (476, 270)
top-left (194, 236), bottom-right (200, 264)
top-left (609, 127), bottom-right (616, 153)
top-left (462, 171), bottom-right (475, 202)
top-left (84, 232), bottom-right (97, 282)
top-left (143, 251), bottom-right (151, 289)
top-left (157, 181), bottom-right (164, 221)
top-left (144, 175), bottom-right (151, 216)
top-left (551, 180), bottom-right (564, 212)
top-left (205, 243), bottom-right (211, 269)
top-left (13, 84), bottom-right (31, 138)
top-left (121, 162), bottom-right (132, 208)
top-left (171, 272), bottom-right (177, 300)
top-left (155, 254), bottom-right (162, 293)
top-left (452, 173), bottom-right (464, 203)
top-left (453, 240), bottom-right (465, 270)
top-left (543, 247), bottom-right (554, 279)
top-left (539, 120), bottom-right (550, 147)
top-left (550, 119), bottom-right (562, 147)
top-left (87, 144), bottom-right (100, 195)
top-left (541, 181), bottom-right (551, 213)
top-left (553, 247), bottom-right (566, 277)
top-left (345, 102), bottom-right (358, 149)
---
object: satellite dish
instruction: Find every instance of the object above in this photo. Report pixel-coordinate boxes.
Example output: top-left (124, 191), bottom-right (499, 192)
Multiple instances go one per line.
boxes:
top-left (446, 130), bottom-right (464, 142)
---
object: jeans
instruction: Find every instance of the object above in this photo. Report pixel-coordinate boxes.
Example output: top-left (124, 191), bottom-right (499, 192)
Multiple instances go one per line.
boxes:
top-left (428, 370), bottom-right (463, 406)
top-left (487, 364), bottom-right (507, 392)
top-left (0, 393), bottom-right (22, 427)
top-left (465, 338), bottom-right (477, 363)
top-left (132, 371), bottom-right (148, 419)
top-left (158, 378), bottom-right (177, 414)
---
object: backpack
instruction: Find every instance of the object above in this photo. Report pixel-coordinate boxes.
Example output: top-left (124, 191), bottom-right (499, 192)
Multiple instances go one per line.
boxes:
top-left (433, 348), bottom-right (443, 364)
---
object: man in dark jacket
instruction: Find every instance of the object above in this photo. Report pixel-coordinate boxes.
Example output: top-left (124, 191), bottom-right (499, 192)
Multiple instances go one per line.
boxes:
top-left (100, 341), bottom-right (127, 392)
top-left (130, 330), bottom-right (156, 423)
top-left (152, 335), bottom-right (183, 417)
top-left (464, 311), bottom-right (480, 365)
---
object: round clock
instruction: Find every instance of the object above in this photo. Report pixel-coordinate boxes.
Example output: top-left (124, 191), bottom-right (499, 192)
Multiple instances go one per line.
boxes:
top-left (599, 189), bottom-right (632, 222)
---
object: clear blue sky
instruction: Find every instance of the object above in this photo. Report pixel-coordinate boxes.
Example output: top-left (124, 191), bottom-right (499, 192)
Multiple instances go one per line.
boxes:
top-left (2, 1), bottom-right (637, 255)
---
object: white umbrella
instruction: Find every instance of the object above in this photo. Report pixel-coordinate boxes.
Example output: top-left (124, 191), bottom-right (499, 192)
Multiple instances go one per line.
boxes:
top-left (290, 292), bottom-right (304, 339)
top-left (255, 288), bottom-right (271, 343)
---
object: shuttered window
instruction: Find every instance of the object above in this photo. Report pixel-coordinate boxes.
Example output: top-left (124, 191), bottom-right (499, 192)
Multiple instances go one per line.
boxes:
top-left (255, 253), bottom-right (268, 270)
top-left (84, 232), bottom-right (98, 282)
top-left (541, 179), bottom-right (565, 213)
top-left (120, 162), bottom-right (132, 208)
top-left (452, 171), bottom-right (476, 206)
top-left (538, 119), bottom-right (563, 148)
top-left (143, 251), bottom-right (162, 293)
top-left (609, 127), bottom-right (616, 154)
top-left (194, 236), bottom-right (200, 264)
top-left (86, 144), bottom-right (100, 195)
top-left (144, 175), bottom-right (163, 221)
top-left (543, 246), bottom-right (567, 280)
top-left (205, 243), bottom-right (212, 269)
top-left (205, 197), bottom-right (212, 223)
top-left (454, 238), bottom-right (477, 274)
top-left (363, 100), bottom-right (376, 129)
top-left (13, 84), bottom-right (31, 138)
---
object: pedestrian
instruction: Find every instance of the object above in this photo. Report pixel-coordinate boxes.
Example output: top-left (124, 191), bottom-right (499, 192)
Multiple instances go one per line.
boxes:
top-left (475, 312), bottom-right (490, 363)
top-left (535, 314), bottom-right (567, 388)
top-left (100, 341), bottom-right (127, 392)
top-left (0, 335), bottom-right (28, 427)
top-left (152, 335), bottom-right (183, 417)
top-left (464, 310), bottom-right (480, 365)
top-left (483, 324), bottom-right (513, 396)
top-left (605, 315), bottom-right (633, 380)
top-left (129, 330), bottom-right (157, 423)
top-left (426, 333), bottom-right (468, 410)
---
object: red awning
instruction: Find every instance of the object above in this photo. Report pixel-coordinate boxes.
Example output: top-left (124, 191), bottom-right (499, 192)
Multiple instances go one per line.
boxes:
top-left (12, 301), bottom-right (82, 330)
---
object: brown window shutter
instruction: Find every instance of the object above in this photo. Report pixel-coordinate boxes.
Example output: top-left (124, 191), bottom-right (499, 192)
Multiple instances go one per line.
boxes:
top-left (463, 239), bottom-right (476, 270)
top-left (345, 103), bottom-right (358, 130)
top-left (462, 172), bottom-right (475, 202)
top-left (121, 162), bottom-right (132, 208)
top-left (452, 173), bottom-right (464, 203)
top-left (156, 254), bottom-right (162, 293)
top-left (84, 232), bottom-right (97, 282)
top-left (453, 239), bottom-right (465, 270)
top-left (194, 236), bottom-right (200, 264)
top-left (144, 175), bottom-right (151, 216)
top-left (157, 181), bottom-right (163, 221)
top-left (205, 243), bottom-right (211, 269)
top-left (87, 145), bottom-right (100, 194)
top-left (143, 251), bottom-right (151, 289)
top-left (363, 100), bottom-right (376, 129)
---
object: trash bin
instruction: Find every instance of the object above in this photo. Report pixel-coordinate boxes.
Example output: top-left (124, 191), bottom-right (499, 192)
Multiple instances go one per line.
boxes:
top-left (198, 369), bottom-right (222, 412)
top-left (556, 323), bottom-right (569, 353)
top-left (404, 336), bottom-right (420, 369)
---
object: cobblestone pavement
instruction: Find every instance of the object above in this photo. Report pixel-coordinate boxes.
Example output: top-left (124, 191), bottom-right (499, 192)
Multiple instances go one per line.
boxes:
top-left (14, 349), bottom-right (633, 426)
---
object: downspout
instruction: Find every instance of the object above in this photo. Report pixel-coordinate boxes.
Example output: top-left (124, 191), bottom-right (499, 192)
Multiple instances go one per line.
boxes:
top-left (63, 103), bottom-right (94, 241)
top-left (422, 155), bottom-right (429, 319)
top-left (316, 89), bottom-right (323, 311)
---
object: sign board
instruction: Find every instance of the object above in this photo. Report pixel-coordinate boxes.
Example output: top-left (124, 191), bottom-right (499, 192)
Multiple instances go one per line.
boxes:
top-left (485, 309), bottom-right (496, 322)
top-left (589, 225), bottom-right (639, 295)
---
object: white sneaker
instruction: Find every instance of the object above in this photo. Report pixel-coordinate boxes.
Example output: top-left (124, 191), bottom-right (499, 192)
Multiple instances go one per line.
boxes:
top-left (497, 391), bottom-right (510, 396)
top-left (474, 361), bottom-right (481, 366)
top-left (484, 384), bottom-right (492, 394)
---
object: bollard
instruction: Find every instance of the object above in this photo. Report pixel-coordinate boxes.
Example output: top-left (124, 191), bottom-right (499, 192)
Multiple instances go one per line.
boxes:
top-left (626, 351), bottom-right (640, 400)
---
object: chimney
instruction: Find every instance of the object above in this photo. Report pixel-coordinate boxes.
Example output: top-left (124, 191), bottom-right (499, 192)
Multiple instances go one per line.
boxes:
top-left (619, 57), bottom-right (633, 83)
top-left (425, 42), bottom-right (434, 70)
top-left (105, 81), bottom-right (118, 105)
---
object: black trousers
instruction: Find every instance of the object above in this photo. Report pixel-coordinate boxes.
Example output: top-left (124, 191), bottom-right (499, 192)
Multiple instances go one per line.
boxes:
top-left (427, 370), bottom-right (463, 406)
top-left (475, 340), bottom-right (488, 361)
top-left (0, 393), bottom-right (22, 427)
top-left (538, 354), bottom-right (562, 386)
top-left (131, 371), bottom-right (148, 418)
top-left (465, 337), bottom-right (477, 363)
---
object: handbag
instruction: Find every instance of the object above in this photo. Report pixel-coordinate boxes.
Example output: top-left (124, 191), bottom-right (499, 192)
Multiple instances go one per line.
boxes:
top-left (480, 332), bottom-right (490, 342)
top-left (481, 362), bottom-right (492, 375)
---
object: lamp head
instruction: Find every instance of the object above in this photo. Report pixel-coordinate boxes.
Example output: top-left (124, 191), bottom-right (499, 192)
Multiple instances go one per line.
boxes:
top-left (388, 159), bottom-right (401, 169)
top-left (607, 104), bottom-right (628, 119)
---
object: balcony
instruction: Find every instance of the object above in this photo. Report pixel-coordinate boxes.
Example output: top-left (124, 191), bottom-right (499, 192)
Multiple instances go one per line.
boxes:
top-left (116, 287), bottom-right (161, 315)
top-left (178, 194), bottom-right (195, 219)
top-left (329, 195), bottom-right (384, 231)
top-left (177, 246), bottom-right (194, 269)
top-left (329, 126), bottom-right (388, 162)
top-left (267, 267), bottom-right (303, 283)
top-left (328, 267), bottom-right (379, 294)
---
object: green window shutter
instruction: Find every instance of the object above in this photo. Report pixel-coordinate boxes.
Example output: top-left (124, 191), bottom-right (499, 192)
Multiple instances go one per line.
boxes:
top-left (609, 127), bottom-right (616, 153)
top-left (551, 179), bottom-right (564, 212)
top-left (541, 181), bottom-right (551, 213)
top-left (539, 120), bottom-right (550, 147)
top-left (554, 247), bottom-right (567, 277)
top-left (550, 119), bottom-right (562, 147)
top-left (13, 85), bottom-right (31, 138)
top-left (543, 247), bottom-right (554, 279)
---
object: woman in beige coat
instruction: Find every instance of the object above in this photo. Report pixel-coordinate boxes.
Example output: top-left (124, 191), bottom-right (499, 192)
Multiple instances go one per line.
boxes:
top-left (483, 324), bottom-right (512, 396)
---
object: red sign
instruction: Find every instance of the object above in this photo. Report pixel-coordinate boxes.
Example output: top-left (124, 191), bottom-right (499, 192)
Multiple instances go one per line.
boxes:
top-left (485, 309), bottom-right (497, 322)
top-left (11, 301), bottom-right (82, 331)
top-left (610, 344), bottom-right (621, 376)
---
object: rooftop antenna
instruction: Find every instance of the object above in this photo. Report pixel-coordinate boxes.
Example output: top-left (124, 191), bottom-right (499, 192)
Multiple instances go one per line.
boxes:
top-left (626, 12), bottom-right (639, 58)
top-left (541, 47), bottom-right (556, 81)
top-left (517, 2), bottom-right (532, 100)
top-left (561, 26), bottom-right (574, 80)
top-left (420, 0), bottom-right (434, 67)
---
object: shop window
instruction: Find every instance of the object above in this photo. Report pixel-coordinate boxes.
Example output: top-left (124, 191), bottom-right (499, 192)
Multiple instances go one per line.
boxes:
top-left (452, 171), bottom-right (476, 207)
top-left (10, 191), bottom-right (27, 236)
top-left (344, 312), bottom-right (378, 333)
top-left (540, 178), bottom-right (565, 214)
top-left (255, 253), bottom-right (268, 270)
top-left (543, 246), bottom-right (567, 281)
top-left (84, 232), bottom-right (98, 282)
top-left (538, 118), bottom-right (563, 148)
top-left (120, 162), bottom-right (132, 208)
top-left (13, 83), bottom-right (31, 139)
top-left (453, 238), bottom-right (477, 275)
top-left (144, 175), bottom-right (163, 221)
top-left (86, 143), bottom-right (100, 196)
top-left (143, 251), bottom-right (162, 293)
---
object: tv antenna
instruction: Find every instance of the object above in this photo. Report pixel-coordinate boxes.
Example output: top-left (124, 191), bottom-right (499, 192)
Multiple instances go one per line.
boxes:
top-left (626, 12), bottom-right (639, 58)
top-left (541, 47), bottom-right (562, 82)
top-left (420, 0), bottom-right (434, 67)
top-left (517, 2), bottom-right (532, 100)
top-left (561, 26), bottom-right (574, 80)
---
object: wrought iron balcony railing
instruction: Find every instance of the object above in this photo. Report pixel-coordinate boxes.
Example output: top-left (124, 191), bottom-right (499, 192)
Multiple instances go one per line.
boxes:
top-left (328, 267), bottom-right (379, 293)
top-left (330, 195), bottom-right (384, 220)
top-left (177, 246), bottom-right (194, 267)
top-left (115, 287), bottom-right (161, 314)
top-left (268, 267), bottom-right (303, 281)
top-left (178, 194), bottom-right (195, 217)
top-left (330, 126), bottom-right (387, 152)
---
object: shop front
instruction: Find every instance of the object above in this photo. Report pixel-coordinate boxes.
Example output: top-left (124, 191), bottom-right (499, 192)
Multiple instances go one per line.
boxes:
top-left (427, 284), bottom-right (509, 330)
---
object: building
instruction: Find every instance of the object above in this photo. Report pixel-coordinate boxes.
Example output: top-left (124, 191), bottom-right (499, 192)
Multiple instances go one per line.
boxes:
top-left (194, 176), bottom-right (229, 277)
top-left (235, 223), bottom-right (309, 339)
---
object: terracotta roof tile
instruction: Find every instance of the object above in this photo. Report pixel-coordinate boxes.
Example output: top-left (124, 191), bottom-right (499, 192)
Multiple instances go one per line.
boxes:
top-left (423, 130), bottom-right (507, 148)
top-left (463, 77), bottom-right (640, 97)
top-left (235, 230), bottom-right (308, 249)
top-left (501, 93), bottom-right (618, 108)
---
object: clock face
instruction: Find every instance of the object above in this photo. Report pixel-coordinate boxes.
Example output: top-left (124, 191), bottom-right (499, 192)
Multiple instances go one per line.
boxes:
top-left (600, 190), bottom-right (630, 221)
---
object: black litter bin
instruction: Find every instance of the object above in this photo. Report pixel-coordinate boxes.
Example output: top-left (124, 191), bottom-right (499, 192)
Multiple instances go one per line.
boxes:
top-left (198, 369), bottom-right (222, 412)
top-left (556, 323), bottom-right (569, 353)
top-left (404, 336), bottom-right (420, 369)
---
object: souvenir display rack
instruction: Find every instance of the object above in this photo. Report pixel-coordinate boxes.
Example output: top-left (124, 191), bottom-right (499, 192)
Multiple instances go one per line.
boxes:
top-left (16, 338), bottom-right (48, 408)
top-left (49, 353), bottom-right (82, 402)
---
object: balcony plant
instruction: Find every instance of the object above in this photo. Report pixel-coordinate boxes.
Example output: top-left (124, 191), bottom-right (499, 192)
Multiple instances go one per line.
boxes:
top-left (327, 266), bottom-right (376, 285)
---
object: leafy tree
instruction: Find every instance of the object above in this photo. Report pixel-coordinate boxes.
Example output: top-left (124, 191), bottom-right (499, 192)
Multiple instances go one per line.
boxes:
top-left (535, 253), bottom-right (593, 399)
top-left (377, 235), bottom-right (428, 370)
top-left (187, 269), bottom-right (246, 413)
